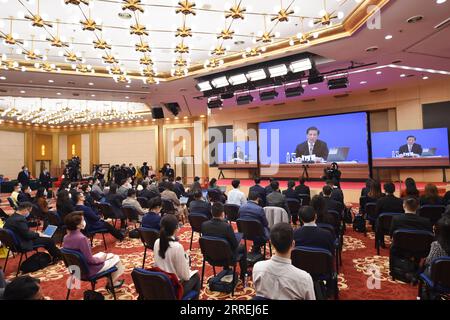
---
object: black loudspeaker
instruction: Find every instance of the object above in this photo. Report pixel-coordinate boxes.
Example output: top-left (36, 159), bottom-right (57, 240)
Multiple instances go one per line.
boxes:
top-left (164, 102), bottom-right (181, 116)
top-left (151, 107), bottom-right (164, 119)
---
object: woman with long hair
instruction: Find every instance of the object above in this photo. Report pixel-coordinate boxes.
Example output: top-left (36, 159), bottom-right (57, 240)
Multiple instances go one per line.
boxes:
top-left (420, 183), bottom-right (443, 206)
top-left (425, 215), bottom-right (450, 270)
top-left (366, 180), bottom-right (383, 203)
top-left (56, 189), bottom-right (74, 221)
top-left (153, 214), bottom-right (200, 299)
top-left (404, 177), bottom-right (419, 199)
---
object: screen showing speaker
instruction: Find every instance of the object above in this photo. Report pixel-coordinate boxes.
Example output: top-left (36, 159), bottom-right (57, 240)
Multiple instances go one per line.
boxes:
top-left (217, 141), bottom-right (257, 163)
top-left (258, 112), bottom-right (369, 165)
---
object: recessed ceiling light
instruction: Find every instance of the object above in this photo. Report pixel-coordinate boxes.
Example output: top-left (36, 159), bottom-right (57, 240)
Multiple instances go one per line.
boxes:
top-left (436, 0), bottom-right (446, 4)
top-left (48, 79), bottom-right (54, 83)
top-left (376, 71), bottom-right (382, 75)
top-left (0, 76), bottom-right (6, 80)
top-left (57, 92), bottom-right (61, 95)
top-left (118, 12), bottom-right (132, 19)
top-left (360, 81), bottom-right (367, 84)
top-left (422, 76), bottom-right (429, 80)
top-left (166, 118), bottom-right (170, 120)
top-left (125, 96), bottom-right (129, 99)
top-left (88, 82), bottom-right (94, 86)
top-left (20, 90), bottom-right (26, 93)
top-left (126, 85), bottom-right (130, 88)
top-left (200, 115), bottom-right (205, 118)
top-left (311, 87), bottom-right (318, 90)
top-left (91, 94), bottom-right (96, 97)
top-left (184, 116), bottom-right (188, 119)
top-left (385, 35), bottom-right (393, 40)
top-left (400, 74), bottom-right (406, 77)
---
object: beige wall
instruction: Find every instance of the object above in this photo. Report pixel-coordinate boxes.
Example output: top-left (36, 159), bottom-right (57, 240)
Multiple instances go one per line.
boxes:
top-left (98, 128), bottom-right (157, 170)
top-left (81, 133), bottom-right (90, 175)
top-left (0, 130), bottom-right (25, 179)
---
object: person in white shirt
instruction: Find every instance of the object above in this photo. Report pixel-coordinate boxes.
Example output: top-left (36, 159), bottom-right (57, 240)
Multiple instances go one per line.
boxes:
top-left (252, 222), bottom-right (316, 300)
top-left (153, 214), bottom-right (200, 298)
top-left (226, 179), bottom-right (246, 206)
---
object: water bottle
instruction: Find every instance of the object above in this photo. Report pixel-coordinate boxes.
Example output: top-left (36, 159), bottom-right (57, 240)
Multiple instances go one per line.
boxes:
top-left (286, 152), bottom-right (291, 163)
top-left (291, 152), bottom-right (296, 163)
top-left (392, 150), bottom-right (396, 158)
top-left (395, 150), bottom-right (400, 158)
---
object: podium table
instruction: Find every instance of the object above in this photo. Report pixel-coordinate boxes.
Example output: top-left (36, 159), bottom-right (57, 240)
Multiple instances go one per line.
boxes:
top-left (217, 162), bottom-right (258, 179)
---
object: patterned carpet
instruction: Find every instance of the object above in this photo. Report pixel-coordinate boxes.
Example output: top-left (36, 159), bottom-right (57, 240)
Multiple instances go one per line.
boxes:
top-left (0, 195), bottom-right (419, 300)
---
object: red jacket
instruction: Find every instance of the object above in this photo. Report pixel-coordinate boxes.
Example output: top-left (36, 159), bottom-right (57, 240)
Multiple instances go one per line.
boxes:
top-left (147, 266), bottom-right (183, 299)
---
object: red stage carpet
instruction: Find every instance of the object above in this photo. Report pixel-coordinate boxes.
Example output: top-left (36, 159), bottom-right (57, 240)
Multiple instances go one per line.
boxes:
top-left (1, 202), bottom-right (421, 300)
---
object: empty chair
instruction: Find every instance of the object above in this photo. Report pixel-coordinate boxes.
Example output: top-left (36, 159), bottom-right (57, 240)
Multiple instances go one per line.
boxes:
top-left (418, 205), bottom-right (445, 226)
top-left (359, 196), bottom-right (368, 214)
top-left (199, 236), bottom-right (242, 296)
top-left (291, 246), bottom-right (338, 300)
top-left (365, 202), bottom-right (378, 227)
top-left (131, 268), bottom-right (198, 300)
top-left (60, 248), bottom-right (118, 300)
top-left (264, 206), bottom-right (290, 229)
top-left (137, 227), bottom-right (160, 268)
top-left (375, 213), bottom-right (402, 255)
top-left (236, 218), bottom-right (271, 259)
top-left (286, 198), bottom-right (301, 224)
top-left (187, 213), bottom-right (209, 250)
top-left (317, 223), bottom-right (341, 273)
top-left (224, 204), bottom-right (240, 223)
top-left (298, 194), bottom-right (310, 206)
top-left (418, 257), bottom-right (450, 300)
top-left (97, 203), bottom-right (117, 228)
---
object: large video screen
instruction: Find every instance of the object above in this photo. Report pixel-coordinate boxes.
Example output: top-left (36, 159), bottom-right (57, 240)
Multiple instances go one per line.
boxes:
top-left (218, 141), bottom-right (258, 163)
top-left (258, 112), bottom-right (369, 164)
top-left (371, 128), bottom-right (449, 166)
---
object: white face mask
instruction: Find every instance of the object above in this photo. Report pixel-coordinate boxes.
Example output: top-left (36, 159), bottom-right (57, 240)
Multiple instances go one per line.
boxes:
top-left (80, 220), bottom-right (86, 230)
top-left (43, 190), bottom-right (48, 196)
top-left (68, 193), bottom-right (72, 199)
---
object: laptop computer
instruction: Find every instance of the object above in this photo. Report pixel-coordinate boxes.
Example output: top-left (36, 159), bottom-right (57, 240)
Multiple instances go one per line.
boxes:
top-left (421, 147), bottom-right (437, 156)
top-left (327, 147), bottom-right (350, 162)
top-left (41, 225), bottom-right (57, 238)
top-left (179, 196), bottom-right (189, 205)
top-left (202, 190), bottom-right (208, 199)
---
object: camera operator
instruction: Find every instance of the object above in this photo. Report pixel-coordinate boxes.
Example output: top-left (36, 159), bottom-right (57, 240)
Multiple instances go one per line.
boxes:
top-left (322, 162), bottom-right (341, 188)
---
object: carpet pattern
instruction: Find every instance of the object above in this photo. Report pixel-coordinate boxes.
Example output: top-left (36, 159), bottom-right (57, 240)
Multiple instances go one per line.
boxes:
top-left (0, 195), bottom-right (421, 300)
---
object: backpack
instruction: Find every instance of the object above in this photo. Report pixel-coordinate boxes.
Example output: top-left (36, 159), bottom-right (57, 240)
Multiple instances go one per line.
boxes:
top-left (389, 254), bottom-right (419, 283)
top-left (208, 269), bottom-right (237, 294)
top-left (128, 228), bottom-right (140, 239)
top-left (20, 252), bottom-right (51, 273)
top-left (352, 214), bottom-right (366, 233)
top-left (343, 207), bottom-right (353, 224)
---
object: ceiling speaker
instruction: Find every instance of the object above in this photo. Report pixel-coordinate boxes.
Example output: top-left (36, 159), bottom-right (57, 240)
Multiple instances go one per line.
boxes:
top-left (151, 107), bottom-right (164, 119)
top-left (164, 102), bottom-right (181, 116)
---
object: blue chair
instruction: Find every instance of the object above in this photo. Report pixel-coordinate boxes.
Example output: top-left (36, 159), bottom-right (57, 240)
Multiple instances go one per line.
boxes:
top-left (286, 198), bottom-right (301, 224)
top-left (131, 268), bottom-right (198, 300)
top-left (365, 202), bottom-right (378, 227)
top-left (375, 212), bottom-right (402, 254)
top-left (121, 206), bottom-right (140, 228)
top-left (317, 222), bottom-right (341, 273)
top-left (84, 227), bottom-right (109, 251)
top-left (137, 227), bottom-right (159, 268)
top-left (237, 218), bottom-right (271, 259)
top-left (418, 257), bottom-right (450, 299)
top-left (0, 228), bottom-right (46, 276)
top-left (97, 202), bottom-right (118, 228)
top-left (418, 205), bottom-right (445, 226)
top-left (188, 213), bottom-right (209, 250)
top-left (291, 246), bottom-right (338, 300)
top-left (199, 236), bottom-right (242, 296)
top-left (224, 204), bottom-right (240, 223)
top-left (60, 248), bottom-right (118, 300)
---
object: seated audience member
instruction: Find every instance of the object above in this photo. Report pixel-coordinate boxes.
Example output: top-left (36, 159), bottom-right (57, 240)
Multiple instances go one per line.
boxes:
top-left (208, 178), bottom-right (220, 191)
top-left (201, 202), bottom-right (247, 279)
top-left (226, 179), bottom-right (247, 206)
top-left (294, 206), bottom-right (335, 254)
top-left (3, 276), bottom-right (44, 300)
top-left (56, 190), bottom-right (75, 221)
top-left (267, 180), bottom-right (289, 214)
top-left (161, 181), bottom-right (187, 224)
top-left (117, 179), bottom-right (130, 198)
top-left (105, 183), bottom-right (127, 229)
top-left (34, 187), bottom-right (50, 215)
top-left (189, 189), bottom-right (212, 219)
top-left (420, 183), bottom-right (444, 206)
top-left (174, 176), bottom-right (187, 198)
top-left (404, 177), bottom-right (420, 199)
top-left (139, 181), bottom-right (159, 200)
top-left (360, 179), bottom-right (373, 197)
top-left (189, 176), bottom-right (202, 194)
top-left (264, 178), bottom-right (275, 195)
top-left (141, 197), bottom-right (162, 230)
top-left (424, 215), bottom-right (450, 272)
top-left (91, 179), bottom-right (103, 198)
top-left (81, 184), bottom-right (96, 209)
top-left (252, 222), bottom-right (315, 300)
top-left (390, 198), bottom-right (433, 237)
top-left (295, 177), bottom-right (310, 197)
top-left (153, 214), bottom-right (200, 299)
top-left (322, 185), bottom-right (344, 215)
top-left (366, 180), bottom-right (383, 204)
top-left (122, 188), bottom-right (148, 217)
top-left (326, 180), bottom-right (344, 204)
top-left (311, 195), bottom-right (331, 226)
top-left (283, 180), bottom-right (298, 200)
top-left (74, 192), bottom-right (125, 241)
top-left (376, 182), bottom-right (404, 214)
top-left (4, 202), bottom-right (62, 263)
top-left (10, 182), bottom-right (21, 207)
top-left (69, 183), bottom-right (82, 203)
top-left (17, 185), bottom-right (33, 203)
top-left (238, 191), bottom-right (269, 254)
top-left (249, 177), bottom-right (266, 207)
top-left (63, 212), bottom-right (125, 291)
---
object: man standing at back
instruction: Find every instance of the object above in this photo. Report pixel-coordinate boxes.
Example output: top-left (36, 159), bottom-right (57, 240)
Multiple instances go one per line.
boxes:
top-left (18, 166), bottom-right (30, 187)
top-left (253, 222), bottom-right (315, 300)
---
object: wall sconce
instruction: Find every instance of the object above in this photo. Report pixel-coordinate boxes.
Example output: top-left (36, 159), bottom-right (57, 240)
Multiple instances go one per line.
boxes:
top-left (41, 144), bottom-right (45, 156)
top-left (71, 144), bottom-right (76, 156)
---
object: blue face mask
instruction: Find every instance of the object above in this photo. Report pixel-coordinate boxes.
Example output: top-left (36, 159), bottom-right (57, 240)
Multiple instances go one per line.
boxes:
top-left (25, 211), bottom-right (31, 218)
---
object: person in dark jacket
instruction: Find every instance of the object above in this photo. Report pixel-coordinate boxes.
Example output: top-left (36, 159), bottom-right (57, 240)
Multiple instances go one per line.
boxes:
top-left (266, 180), bottom-right (289, 214)
top-left (104, 183), bottom-right (126, 229)
top-left (38, 168), bottom-right (52, 192)
top-left (249, 177), bottom-right (266, 207)
top-left (4, 202), bottom-right (61, 262)
top-left (420, 183), bottom-right (444, 206)
top-left (56, 190), bottom-right (74, 221)
top-left (322, 186), bottom-right (344, 215)
top-left (295, 177), bottom-right (310, 197)
top-left (201, 202), bottom-right (247, 279)
top-left (139, 181), bottom-right (160, 200)
top-left (390, 198), bottom-right (433, 236)
top-left (174, 176), bottom-right (187, 198)
top-left (282, 180), bottom-right (298, 200)
top-left (17, 166), bottom-right (30, 187)
top-left (141, 197), bottom-right (162, 230)
top-left (376, 182), bottom-right (404, 215)
top-left (17, 185), bottom-right (33, 203)
top-left (189, 189), bottom-right (212, 219)
top-left (294, 206), bottom-right (335, 254)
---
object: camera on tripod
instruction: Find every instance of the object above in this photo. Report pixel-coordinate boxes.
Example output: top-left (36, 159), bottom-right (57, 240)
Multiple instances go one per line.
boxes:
top-left (323, 162), bottom-right (341, 186)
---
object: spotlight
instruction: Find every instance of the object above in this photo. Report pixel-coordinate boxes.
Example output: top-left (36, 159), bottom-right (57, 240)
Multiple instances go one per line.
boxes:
top-left (211, 76), bottom-right (229, 88)
top-left (246, 69), bottom-right (267, 81)
top-left (285, 85), bottom-right (304, 97)
top-left (207, 98), bottom-right (223, 109)
top-left (220, 92), bottom-right (234, 99)
top-left (268, 64), bottom-right (288, 78)
top-left (308, 62), bottom-right (324, 85)
top-left (236, 94), bottom-right (254, 105)
top-left (289, 58), bottom-right (312, 73)
top-left (228, 74), bottom-right (247, 85)
top-left (327, 77), bottom-right (349, 90)
top-left (196, 81), bottom-right (212, 91)
top-left (260, 90), bottom-right (278, 101)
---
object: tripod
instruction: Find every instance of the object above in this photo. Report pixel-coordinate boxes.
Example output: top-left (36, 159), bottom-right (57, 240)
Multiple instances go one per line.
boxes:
top-left (301, 165), bottom-right (309, 180)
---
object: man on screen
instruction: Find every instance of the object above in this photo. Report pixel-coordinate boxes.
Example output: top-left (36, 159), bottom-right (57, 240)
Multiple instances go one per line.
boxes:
top-left (294, 127), bottom-right (329, 161)
top-left (398, 135), bottom-right (422, 157)
top-left (232, 146), bottom-right (245, 160)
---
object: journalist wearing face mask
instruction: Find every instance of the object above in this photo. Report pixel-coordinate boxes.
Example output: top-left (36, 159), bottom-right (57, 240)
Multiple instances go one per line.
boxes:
top-left (3, 202), bottom-right (62, 263)
top-left (62, 212), bottom-right (125, 292)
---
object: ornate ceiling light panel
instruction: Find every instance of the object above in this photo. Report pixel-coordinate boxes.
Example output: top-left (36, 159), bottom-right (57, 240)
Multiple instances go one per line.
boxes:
top-left (176, 1), bottom-right (196, 16)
